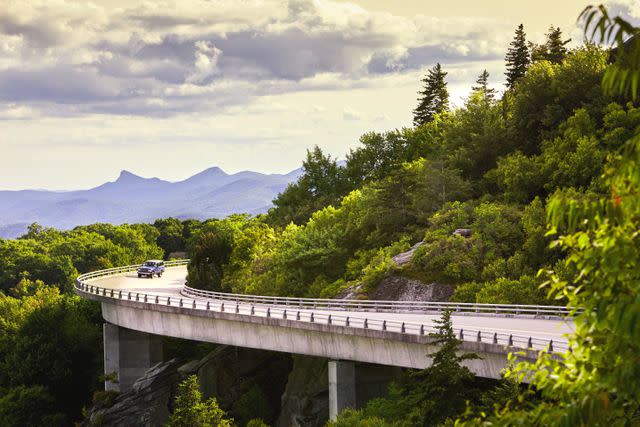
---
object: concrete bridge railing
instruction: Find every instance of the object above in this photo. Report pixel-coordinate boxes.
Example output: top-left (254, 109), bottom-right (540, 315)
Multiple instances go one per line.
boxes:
top-left (75, 260), bottom-right (570, 354)
top-left (181, 284), bottom-right (576, 318)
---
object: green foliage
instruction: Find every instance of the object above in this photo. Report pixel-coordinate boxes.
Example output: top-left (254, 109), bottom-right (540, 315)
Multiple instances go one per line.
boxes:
top-left (459, 9), bottom-right (640, 425)
top-left (327, 409), bottom-right (398, 427)
top-left (531, 26), bottom-right (571, 64)
top-left (154, 217), bottom-right (193, 258)
top-left (471, 70), bottom-right (496, 103)
top-left (187, 223), bottom-right (235, 292)
top-left (443, 93), bottom-right (509, 183)
top-left (504, 24), bottom-right (530, 89)
top-left (411, 202), bottom-right (526, 285)
top-left (509, 45), bottom-right (608, 154)
top-left (233, 384), bottom-right (273, 427)
top-left (268, 146), bottom-right (349, 227)
top-left (414, 63), bottom-right (449, 126)
top-left (453, 276), bottom-right (546, 305)
top-left (0, 385), bottom-right (66, 427)
top-left (0, 282), bottom-right (101, 422)
top-left (332, 311), bottom-right (481, 426)
top-left (0, 222), bottom-right (164, 292)
top-left (167, 375), bottom-right (234, 427)
top-left (581, 4), bottom-right (640, 101)
top-left (245, 419), bottom-right (270, 427)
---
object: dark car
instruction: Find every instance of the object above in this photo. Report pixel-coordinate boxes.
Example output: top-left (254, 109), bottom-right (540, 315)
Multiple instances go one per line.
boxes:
top-left (137, 260), bottom-right (165, 278)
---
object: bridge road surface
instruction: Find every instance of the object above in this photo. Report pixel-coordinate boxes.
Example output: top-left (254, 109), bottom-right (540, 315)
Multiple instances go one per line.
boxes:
top-left (88, 266), bottom-right (574, 344)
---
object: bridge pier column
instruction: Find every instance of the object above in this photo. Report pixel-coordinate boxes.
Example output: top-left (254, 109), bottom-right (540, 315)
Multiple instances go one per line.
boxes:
top-left (328, 360), bottom-right (356, 421)
top-left (103, 323), bottom-right (163, 392)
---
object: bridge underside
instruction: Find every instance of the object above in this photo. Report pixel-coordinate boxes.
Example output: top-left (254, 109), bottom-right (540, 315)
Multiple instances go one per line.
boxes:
top-left (100, 301), bottom-right (526, 380)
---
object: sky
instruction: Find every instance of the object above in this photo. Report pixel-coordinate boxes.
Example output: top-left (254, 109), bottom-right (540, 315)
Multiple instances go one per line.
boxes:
top-left (1, 0), bottom-right (639, 190)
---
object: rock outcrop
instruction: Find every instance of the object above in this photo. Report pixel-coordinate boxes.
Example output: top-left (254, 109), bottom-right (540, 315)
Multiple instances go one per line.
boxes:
top-left (85, 359), bottom-right (180, 427)
top-left (391, 241), bottom-right (424, 265)
top-left (370, 276), bottom-right (453, 302)
top-left (276, 357), bottom-right (403, 427)
top-left (277, 356), bottom-right (329, 427)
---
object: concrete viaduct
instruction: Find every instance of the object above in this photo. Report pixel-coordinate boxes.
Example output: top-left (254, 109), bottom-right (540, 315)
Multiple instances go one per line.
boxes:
top-left (75, 261), bottom-right (574, 420)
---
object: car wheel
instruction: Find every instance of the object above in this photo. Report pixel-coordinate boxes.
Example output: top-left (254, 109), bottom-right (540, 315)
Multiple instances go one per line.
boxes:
top-left (138, 274), bottom-right (142, 278)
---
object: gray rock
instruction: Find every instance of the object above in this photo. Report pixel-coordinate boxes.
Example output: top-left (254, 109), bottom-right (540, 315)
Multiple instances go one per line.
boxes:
top-left (334, 282), bottom-right (364, 300)
top-left (452, 228), bottom-right (472, 237)
top-left (370, 276), bottom-right (454, 302)
top-left (85, 359), bottom-right (180, 427)
top-left (391, 241), bottom-right (424, 265)
top-left (277, 356), bottom-right (329, 427)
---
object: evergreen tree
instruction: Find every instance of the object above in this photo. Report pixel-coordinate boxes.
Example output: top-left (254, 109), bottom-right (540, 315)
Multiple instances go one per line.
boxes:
top-left (400, 309), bottom-right (479, 424)
top-left (167, 375), bottom-right (233, 427)
top-left (413, 63), bottom-right (449, 126)
top-left (471, 69), bottom-right (496, 102)
top-left (544, 26), bottom-right (570, 64)
top-left (504, 24), bottom-right (530, 89)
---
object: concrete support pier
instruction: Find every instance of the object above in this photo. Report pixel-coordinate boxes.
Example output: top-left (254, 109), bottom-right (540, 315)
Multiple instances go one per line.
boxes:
top-left (103, 323), bottom-right (163, 392)
top-left (328, 360), bottom-right (356, 421)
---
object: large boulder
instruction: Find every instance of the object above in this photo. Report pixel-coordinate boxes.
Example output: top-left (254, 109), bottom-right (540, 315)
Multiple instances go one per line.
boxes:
top-left (85, 359), bottom-right (180, 427)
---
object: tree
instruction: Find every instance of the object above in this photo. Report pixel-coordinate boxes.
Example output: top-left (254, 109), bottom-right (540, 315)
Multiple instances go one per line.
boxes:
top-left (471, 69), bottom-right (496, 102)
top-left (413, 63), bottom-right (449, 126)
top-left (545, 26), bottom-right (571, 63)
top-left (268, 146), bottom-right (349, 227)
top-left (0, 385), bottom-right (66, 427)
top-left (187, 224), bottom-right (234, 292)
top-left (154, 218), bottom-right (187, 258)
top-left (530, 27), bottom-right (571, 64)
top-left (333, 310), bottom-right (479, 425)
top-left (505, 24), bottom-right (530, 89)
top-left (167, 375), bottom-right (233, 427)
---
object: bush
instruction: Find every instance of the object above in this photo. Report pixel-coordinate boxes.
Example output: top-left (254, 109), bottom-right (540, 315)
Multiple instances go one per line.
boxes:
top-left (412, 236), bottom-right (477, 283)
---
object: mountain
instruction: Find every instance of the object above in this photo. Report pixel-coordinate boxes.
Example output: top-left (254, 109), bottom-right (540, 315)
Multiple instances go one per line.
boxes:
top-left (0, 166), bottom-right (304, 238)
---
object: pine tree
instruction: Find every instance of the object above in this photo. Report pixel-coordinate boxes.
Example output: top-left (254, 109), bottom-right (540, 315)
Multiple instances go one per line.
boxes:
top-left (471, 69), bottom-right (496, 102)
top-left (413, 63), bottom-right (449, 127)
top-left (167, 375), bottom-right (233, 427)
top-left (504, 24), bottom-right (530, 90)
top-left (544, 26), bottom-right (570, 64)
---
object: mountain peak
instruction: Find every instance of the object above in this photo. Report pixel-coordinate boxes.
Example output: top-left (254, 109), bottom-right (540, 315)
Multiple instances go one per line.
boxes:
top-left (199, 166), bottom-right (227, 176)
top-left (116, 170), bottom-right (144, 182)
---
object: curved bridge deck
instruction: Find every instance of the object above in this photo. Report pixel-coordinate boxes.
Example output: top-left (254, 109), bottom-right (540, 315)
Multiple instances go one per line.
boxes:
top-left (76, 263), bottom-right (574, 381)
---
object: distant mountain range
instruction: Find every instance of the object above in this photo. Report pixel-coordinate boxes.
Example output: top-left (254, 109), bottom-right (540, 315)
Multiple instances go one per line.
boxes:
top-left (0, 166), bottom-right (302, 238)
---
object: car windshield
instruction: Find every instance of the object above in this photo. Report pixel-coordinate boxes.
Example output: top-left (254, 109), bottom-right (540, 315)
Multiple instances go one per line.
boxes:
top-left (144, 262), bottom-right (156, 267)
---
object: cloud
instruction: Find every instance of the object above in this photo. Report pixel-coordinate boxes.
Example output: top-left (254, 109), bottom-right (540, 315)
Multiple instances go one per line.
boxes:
top-left (187, 40), bottom-right (223, 83)
top-left (343, 106), bottom-right (363, 120)
top-left (0, 0), bottom-right (522, 118)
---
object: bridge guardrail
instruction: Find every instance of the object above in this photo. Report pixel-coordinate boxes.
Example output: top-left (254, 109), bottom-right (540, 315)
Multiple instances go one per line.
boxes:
top-left (182, 286), bottom-right (577, 317)
top-left (75, 260), bottom-right (570, 354)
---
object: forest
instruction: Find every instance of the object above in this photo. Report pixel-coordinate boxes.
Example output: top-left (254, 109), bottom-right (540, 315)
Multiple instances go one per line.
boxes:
top-left (0, 4), bottom-right (639, 426)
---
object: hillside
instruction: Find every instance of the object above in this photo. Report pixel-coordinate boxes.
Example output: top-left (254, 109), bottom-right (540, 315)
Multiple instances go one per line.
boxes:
top-left (0, 167), bottom-right (302, 238)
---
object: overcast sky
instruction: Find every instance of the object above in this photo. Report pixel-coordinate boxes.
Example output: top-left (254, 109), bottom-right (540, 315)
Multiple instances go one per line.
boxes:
top-left (1, 0), bottom-right (638, 190)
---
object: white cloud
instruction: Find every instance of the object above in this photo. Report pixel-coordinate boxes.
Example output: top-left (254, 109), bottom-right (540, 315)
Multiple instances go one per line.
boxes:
top-left (343, 106), bottom-right (364, 120)
top-left (187, 40), bottom-right (223, 83)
